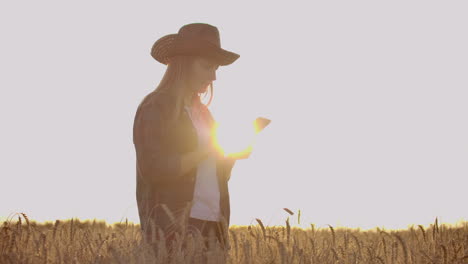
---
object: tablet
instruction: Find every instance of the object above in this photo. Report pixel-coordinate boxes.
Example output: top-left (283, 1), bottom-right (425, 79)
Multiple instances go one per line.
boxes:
top-left (254, 117), bottom-right (271, 133)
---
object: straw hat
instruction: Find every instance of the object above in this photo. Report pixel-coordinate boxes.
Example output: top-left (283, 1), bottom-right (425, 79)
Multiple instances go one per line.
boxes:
top-left (151, 23), bottom-right (240, 66)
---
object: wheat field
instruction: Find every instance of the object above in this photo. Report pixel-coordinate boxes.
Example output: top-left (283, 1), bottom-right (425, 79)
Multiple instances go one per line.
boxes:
top-left (1, 213), bottom-right (467, 264)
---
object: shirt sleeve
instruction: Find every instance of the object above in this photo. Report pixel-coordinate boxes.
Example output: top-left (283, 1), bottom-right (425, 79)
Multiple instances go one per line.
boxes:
top-left (220, 156), bottom-right (236, 181)
top-left (133, 102), bottom-right (182, 184)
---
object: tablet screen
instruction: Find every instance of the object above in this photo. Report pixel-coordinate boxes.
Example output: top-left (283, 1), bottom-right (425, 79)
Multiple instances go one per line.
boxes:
top-left (254, 117), bottom-right (271, 133)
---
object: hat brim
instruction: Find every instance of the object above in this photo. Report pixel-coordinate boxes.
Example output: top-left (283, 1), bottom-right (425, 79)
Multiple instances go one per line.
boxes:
top-left (151, 34), bottom-right (178, 65)
top-left (151, 34), bottom-right (240, 66)
top-left (203, 45), bottom-right (240, 66)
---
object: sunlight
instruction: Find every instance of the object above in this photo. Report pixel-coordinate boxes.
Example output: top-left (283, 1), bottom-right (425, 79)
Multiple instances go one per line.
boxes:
top-left (212, 117), bottom-right (271, 158)
top-left (213, 119), bottom-right (256, 157)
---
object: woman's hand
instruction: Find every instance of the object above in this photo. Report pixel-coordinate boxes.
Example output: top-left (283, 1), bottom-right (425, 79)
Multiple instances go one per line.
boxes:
top-left (226, 145), bottom-right (253, 160)
top-left (198, 141), bottom-right (222, 159)
top-left (180, 142), bottom-right (220, 175)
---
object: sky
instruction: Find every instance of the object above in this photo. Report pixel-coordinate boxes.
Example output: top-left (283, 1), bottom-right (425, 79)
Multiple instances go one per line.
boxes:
top-left (1, 0), bottom-right (467, 230)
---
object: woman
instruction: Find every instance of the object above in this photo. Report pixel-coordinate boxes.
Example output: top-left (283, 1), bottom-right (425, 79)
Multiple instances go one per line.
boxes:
top-left (133, 23), bottom-right (250, 252)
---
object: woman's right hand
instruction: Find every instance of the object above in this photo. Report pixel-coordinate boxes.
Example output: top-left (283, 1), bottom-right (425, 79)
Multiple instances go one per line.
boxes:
top-left (197, 142), bottom-right (221, 160)
top-left (226, 144), bottom-right (253, 160)
top-left (180, 144), bottom-right (219, 175)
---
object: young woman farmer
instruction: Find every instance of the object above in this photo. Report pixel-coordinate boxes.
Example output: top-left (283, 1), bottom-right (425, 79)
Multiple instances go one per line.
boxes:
top-left (133, 23), bottom-right (250, 251)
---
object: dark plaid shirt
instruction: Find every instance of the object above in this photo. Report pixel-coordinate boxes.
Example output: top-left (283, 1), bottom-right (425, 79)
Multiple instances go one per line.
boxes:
top-left (133, 91), bottom-right (235, 237)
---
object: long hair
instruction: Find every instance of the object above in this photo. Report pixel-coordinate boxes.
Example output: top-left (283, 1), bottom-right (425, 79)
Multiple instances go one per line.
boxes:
top-left (153, 55), bottom-right (214, 128)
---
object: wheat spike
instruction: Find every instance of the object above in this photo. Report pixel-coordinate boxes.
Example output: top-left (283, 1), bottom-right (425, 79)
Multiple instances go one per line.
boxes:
top-left (283, 208), bottom-right (294, 215)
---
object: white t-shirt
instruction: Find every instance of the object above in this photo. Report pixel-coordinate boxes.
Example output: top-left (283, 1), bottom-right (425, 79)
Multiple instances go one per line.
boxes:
top-left (184, 105), bottom-right (221, 221)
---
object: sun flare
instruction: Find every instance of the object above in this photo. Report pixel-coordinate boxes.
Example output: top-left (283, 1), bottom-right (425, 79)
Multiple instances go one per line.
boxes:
top-left (212, 120), bottom-right (257, 158)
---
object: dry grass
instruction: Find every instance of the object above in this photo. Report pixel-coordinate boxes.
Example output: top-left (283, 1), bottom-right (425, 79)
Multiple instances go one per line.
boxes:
top-left (1, 213), bottom-right (467, 263)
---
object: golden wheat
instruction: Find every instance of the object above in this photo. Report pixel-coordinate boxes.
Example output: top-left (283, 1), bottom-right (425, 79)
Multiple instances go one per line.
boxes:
top-left (0, 213), bottom-right (467, 263)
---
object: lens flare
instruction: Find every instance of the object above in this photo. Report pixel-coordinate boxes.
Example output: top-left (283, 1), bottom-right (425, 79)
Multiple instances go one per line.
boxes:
top-left (213, 120), bottom-right (256, 157)
top-left (212, 117), bottom-right (270, 158)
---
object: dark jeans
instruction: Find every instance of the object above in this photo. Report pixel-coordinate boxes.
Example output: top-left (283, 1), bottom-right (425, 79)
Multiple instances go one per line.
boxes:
top-left (187, 217), bottom-right (227, 250)
top-left (144, 217), bottom-right (227, 263)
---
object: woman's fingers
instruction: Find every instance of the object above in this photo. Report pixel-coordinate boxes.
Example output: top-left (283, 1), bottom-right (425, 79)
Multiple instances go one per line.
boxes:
top-left (226, 145), bottom-right (253, 160)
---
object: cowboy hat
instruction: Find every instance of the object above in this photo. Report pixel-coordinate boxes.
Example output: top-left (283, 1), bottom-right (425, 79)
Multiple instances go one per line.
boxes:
top-left (151, 23), bottom-right (240, 66)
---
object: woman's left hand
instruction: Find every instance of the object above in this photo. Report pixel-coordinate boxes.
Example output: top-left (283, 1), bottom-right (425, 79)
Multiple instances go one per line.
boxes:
top-left (226, 145), bottom-right (253, 160)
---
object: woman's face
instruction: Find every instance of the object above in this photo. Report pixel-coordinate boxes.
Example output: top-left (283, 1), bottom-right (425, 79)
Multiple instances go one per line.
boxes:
top-left (188, 56), bottom-right (219, 94)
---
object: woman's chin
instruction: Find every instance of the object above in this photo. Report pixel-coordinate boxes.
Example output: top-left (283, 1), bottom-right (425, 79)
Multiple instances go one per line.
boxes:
top-left (197, 87), bottom-right (209, 94)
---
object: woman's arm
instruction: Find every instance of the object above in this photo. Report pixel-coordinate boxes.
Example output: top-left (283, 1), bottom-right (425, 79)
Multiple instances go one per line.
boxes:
top-left (179, 146), bottom-right (214, 175)
top-left (134, 102), bottom-right (211, 184)
top-left (217, 155), bottom-right (236, 182)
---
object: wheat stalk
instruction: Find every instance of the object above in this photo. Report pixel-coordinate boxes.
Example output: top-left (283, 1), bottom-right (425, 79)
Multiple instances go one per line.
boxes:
top-left (255, 218), bottom-right (266, 240)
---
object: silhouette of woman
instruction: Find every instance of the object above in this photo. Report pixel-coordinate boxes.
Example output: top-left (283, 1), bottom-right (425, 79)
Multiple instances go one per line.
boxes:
top-left (133, 23), bottom-right (250, 253)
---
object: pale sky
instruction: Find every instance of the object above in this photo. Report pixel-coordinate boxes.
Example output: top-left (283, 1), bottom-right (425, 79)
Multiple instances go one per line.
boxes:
top-left (1, 1), bottom-right (467, 230)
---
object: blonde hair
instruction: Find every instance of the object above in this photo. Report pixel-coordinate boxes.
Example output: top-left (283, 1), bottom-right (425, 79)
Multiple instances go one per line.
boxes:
top-left (153, 55), bottom-right (214, 128)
